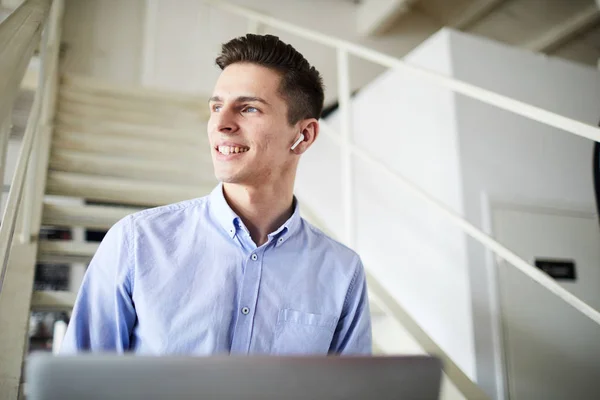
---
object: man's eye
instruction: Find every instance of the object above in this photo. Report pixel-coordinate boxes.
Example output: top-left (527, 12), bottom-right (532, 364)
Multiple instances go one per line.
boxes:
top-left (212, 105), bottom-right (222, 112)
top-left (243, 106), bottom-right (259, 113)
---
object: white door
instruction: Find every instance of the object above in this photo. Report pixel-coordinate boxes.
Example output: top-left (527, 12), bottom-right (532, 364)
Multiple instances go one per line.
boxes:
top-left (492, 205), bottom-right (600, 400)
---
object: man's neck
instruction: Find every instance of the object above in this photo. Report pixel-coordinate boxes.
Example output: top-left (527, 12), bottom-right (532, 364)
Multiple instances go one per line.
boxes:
top-left (222, 182), bottom-right (295, 246)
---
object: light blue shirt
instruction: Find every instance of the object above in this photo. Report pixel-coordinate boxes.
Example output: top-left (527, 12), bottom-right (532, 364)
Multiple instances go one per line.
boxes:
top-left (61, 184), bottom-right (372, 355)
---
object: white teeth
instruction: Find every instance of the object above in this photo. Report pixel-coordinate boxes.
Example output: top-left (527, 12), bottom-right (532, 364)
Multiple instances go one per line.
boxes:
top-left (218, 145), bottom-right (248, 155)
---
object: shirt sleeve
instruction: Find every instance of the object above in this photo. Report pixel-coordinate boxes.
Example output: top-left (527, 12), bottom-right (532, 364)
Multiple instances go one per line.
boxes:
top-left (330, 256), bottom-right (373, 355)
top-left (60, 215), bottom-right (136, 353)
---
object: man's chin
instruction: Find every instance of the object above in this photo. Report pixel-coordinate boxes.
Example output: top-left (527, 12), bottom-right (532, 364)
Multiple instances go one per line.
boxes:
top-left (215, 172), bottom-right (244, 185)
top-left (214, 167), bottom-right (260, 186)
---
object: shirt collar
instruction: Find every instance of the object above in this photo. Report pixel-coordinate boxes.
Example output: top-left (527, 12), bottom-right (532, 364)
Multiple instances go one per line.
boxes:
top-left (209, 183), bottom-right (239, 239)
top-left (269, 196), bottom-right (301, 247)
top-left (209, 183), bottom-right (302, 245)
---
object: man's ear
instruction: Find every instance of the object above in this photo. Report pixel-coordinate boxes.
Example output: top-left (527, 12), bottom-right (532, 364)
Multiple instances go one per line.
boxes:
top-left (291, 119), bottom-right (319, 154)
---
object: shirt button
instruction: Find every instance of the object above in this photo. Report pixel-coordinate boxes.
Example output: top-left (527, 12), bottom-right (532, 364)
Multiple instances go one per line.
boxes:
top-left (241, 307), bottom-right (250, 315)
top-left (278, 238), bottom-right (283, 243)
top-left (251, 254), bottom-right (258, 261)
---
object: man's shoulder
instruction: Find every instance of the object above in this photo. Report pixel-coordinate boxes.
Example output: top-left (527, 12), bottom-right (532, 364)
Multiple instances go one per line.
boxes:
top-left (301, 218), bottom-right (361, 266)
top-left (134, 196), bottom-right (208, 221)
top-left (114, 195), bottom-right (210, 232)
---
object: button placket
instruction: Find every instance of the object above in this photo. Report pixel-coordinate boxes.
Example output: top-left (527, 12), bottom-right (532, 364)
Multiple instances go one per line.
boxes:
top-left (231, 250), bottom-right (263, 354)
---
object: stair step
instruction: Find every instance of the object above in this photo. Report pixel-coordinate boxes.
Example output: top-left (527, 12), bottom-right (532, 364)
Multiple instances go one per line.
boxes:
top-left (58, 100), bottom-right (204, 129)
top-left (42, 202), bottom-right (143, 230)
top-left (61, 75), bottom-right (205, 107)
top-left (52, 129), bottom-right (208, 161)
top-left (49, 148), bottom-right (212, 185)
top-left (55, 115), bottom-right (204, 143)
top-left (58, 90), bottom-right (207, 119)
top-left (38, 240), bottom-right (98, 264)
top-left (31, 290), bottom-right (77, 311)
top-left (46, 171), bottom-right (212, 207)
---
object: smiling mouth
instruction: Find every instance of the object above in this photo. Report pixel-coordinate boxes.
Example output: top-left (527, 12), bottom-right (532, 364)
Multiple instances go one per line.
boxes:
top-left (216, 145), bottom-right (250, 155)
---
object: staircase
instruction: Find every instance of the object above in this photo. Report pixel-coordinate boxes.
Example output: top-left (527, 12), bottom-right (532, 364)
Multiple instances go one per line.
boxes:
top-left (7, 1), bottom-right (600, 400)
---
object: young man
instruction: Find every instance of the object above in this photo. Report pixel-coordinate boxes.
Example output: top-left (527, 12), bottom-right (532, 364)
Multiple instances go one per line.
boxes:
top-left (61, 34), bottom-right (372, 355)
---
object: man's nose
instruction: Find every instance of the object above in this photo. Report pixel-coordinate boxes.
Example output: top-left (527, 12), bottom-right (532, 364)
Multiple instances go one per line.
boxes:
top-left (212, 108), bottom-right (239, 134)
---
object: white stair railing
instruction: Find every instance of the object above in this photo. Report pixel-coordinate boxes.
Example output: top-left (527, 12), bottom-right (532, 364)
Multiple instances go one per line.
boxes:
top-left (0, 0), bottom-right (63, 398)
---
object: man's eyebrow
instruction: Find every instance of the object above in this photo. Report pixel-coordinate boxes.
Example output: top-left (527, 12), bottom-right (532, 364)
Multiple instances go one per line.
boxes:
top-left (236, 96), bottom-right (269, 106)
top-left (208, 96), bottom-right (269, 106)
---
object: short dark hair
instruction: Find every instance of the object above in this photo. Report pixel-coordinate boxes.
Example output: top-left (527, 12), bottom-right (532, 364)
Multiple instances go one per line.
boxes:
top-left (216, 34), bottom-right (324, 125)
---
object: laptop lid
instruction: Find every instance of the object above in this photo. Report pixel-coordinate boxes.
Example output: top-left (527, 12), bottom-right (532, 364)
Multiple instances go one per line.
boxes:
top-left (26, 353), bottom-right (442, 400)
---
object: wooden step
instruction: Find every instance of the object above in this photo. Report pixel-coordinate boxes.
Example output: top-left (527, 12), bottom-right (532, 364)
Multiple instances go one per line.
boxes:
top-left (61, 75), bottom-right (206, 107)
top-left (56, 110), bottom-right (203, 135)
top-left (52, 129), bottom-right (209, 161)
top-left (53, 123), bottom-right (209, 148)
top-left (57, 100), bottom-right (204, 129)
top-left (42, 202), bottom-right (143, 230)
top-left (30, 290), bottom-right (77, 311)
top-left (46, 171), bottom-right (213, 207)
top-left (55, 117), bottom-right (205, 145)
top-left (37, 240), bottom-right (99, 264)
top-left (49, 148), bottom-right (213, 184)
top-left (58, 90), bottom-right (208, 119)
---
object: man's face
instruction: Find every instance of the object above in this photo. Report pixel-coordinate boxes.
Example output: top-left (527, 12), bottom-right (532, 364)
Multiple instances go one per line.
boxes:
top-left (208, 63), bottom-right (298, 186)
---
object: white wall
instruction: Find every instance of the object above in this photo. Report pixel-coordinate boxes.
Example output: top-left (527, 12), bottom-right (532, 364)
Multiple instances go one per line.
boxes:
top-left (146, 0), bottom-right (440, 104)
top-left (449, 29), bottom-right (600, 399)
top-left (296, 29), bottom-right (476, 378)
top-left (61, 0), bottom-right (145, 85)
top-left (59, 0), bottom-right (440, 104)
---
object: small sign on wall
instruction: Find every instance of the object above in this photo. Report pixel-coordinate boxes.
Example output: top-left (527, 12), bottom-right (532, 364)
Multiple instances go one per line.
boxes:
top-left (534, 258), bottom-right (576, 281)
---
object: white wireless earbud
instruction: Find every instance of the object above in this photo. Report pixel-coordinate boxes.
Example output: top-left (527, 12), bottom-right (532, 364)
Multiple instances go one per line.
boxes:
top-left (290, 133), bottom-right (304, 151)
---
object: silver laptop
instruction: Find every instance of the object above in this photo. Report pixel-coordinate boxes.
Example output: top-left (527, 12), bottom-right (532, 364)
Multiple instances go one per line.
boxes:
top-left (26, 353), bottom-right (442, 400)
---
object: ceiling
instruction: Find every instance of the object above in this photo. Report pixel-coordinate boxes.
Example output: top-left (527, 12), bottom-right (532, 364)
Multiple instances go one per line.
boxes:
top-left (383, 0), bottom-right (600, 67)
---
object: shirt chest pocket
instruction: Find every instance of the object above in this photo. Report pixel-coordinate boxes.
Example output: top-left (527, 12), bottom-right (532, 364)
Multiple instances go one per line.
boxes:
top-left (271, 309), bottom-right (339, 355)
